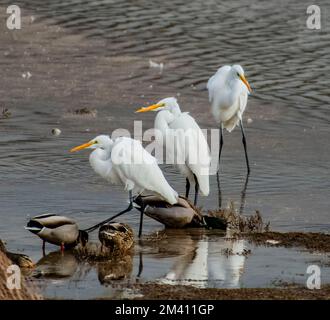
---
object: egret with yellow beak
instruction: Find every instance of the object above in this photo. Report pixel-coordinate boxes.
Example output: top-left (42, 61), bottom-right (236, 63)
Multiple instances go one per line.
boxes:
top-left (70, 135), bottom-right (178, 236)
top-left (136, 97), bottom-right (210, 205)
top-left (207, 65), bottom-right (252, 173)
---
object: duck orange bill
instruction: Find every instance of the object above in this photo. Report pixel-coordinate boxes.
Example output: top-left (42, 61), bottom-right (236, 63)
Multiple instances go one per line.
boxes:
top-left (70, 141), bottom-right (94, 152)
top-left (239, 74), bottom-right (252, 93)
top-left (135, 103), bottom-right (162, 113)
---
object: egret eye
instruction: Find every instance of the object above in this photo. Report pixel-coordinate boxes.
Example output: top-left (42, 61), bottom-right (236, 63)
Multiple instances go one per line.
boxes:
top-left (237, 72), bottom-right (240, 77)
top-left (94, 140), bottom-right (98, 144)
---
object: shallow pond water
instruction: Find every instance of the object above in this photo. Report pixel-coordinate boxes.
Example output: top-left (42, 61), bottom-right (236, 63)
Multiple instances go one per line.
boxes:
top-left (25, 229), bottom-right (330, 299)
top-left (0, 0), bottom-right (329, 298)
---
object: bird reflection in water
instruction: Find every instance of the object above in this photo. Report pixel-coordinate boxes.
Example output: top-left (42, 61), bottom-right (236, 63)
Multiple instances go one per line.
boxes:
top-left (97, 254), bottom-right (133, 283)
top-left (31, 247), bottom-right (134, 286)
top-left (138, 229), bottom-right (248, 288)
top-left (32, 251), bottom-right (80, 280)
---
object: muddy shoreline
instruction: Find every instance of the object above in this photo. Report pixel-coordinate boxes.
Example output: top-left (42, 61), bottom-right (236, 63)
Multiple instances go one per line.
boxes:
top-left (2, 229), bottom-right (330, 300)
top-left (241, 231), bottom-right (330, 253)
top-left (129, 283), bottom-right (330, 300)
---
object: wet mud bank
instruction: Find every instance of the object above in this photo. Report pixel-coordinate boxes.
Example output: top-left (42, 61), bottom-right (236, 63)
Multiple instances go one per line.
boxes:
top-left (129, 283), bottom-right (330, 300)
top-left (241, 232), bottom-right (330, 253)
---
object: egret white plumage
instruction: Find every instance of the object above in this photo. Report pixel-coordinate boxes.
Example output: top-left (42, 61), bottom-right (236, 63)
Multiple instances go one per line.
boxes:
top-left (70, 135), bottom-right (178, 236)
top-left (207, 65), bottom-right (251, 173)
top-left (136, 97), bottom-right (210, 205)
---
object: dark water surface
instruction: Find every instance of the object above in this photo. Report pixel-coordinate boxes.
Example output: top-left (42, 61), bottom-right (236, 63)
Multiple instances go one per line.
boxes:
top-left (0, 0), bottom-right (329, 297)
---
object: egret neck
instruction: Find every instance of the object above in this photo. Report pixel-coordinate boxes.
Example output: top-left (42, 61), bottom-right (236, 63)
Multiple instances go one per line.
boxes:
top-left (89, 146), bottom-right (112, 178)
top-left (154, 110), bottom-right (175, 143)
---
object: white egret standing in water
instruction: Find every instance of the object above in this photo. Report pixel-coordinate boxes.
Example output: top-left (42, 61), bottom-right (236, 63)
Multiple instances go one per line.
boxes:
top-left (136, 97), bottom-right (210, 205)
top-left (70, 135), bottom-right (178, 236)
top-left (207, 65), bottom-right (251, 173)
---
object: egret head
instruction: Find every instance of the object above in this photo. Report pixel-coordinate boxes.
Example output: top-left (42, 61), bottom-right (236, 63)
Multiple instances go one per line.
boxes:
top-left (232, 65), bottom-right (251, 93)
top-left (70, 135), bottom-right (112, 152)
top-left (135, 97), bottom-right (179, 114)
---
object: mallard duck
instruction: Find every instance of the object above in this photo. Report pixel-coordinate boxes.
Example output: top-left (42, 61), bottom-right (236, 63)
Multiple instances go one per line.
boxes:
top-left (0, 239), bottom-right (34, 268)
top-left (25, 214), bottom-right (88, 252)
top-left (99, 222), bottom-right (134, 255)
top-left (135, 195), bottom-right (227, 229)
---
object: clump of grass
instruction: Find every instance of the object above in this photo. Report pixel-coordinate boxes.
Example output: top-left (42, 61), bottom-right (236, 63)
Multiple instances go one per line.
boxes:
top-left (208, 202), bottom-right (270, 233)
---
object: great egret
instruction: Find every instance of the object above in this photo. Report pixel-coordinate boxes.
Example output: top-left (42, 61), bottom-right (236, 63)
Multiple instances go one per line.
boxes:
top-left (70, 135), bottom-right (178, 236)
top-left (136, 97), bottom-right (210, 205)
top-left (207, 65), bottom-right (251, 173)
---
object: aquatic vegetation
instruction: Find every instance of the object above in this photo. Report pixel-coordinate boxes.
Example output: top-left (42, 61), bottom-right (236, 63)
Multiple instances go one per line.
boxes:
top-left (208, 202), bottom-right (270, 233)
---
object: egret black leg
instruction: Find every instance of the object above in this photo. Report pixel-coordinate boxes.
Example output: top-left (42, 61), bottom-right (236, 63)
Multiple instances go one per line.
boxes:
top-left (83, 191), bottom-right (134, 233)
top-left (193, 174), bottom-right (199, 206)
top-left (218, 126), bottom-right (224, 173)
top-left (216, 171), bottom-right (222, 209)
top-left (42, 241), bottom-right (46, 256)
top-left (137, 250), bottom-right (143, 278)
top-left (138, 204), bottom-right (145, 238)
top-left (185, 178), bottom-right (190, 198)
top-left (239, 173), bottom-right (250, 215)
top-left (240, 120), bottom-right (250, 174)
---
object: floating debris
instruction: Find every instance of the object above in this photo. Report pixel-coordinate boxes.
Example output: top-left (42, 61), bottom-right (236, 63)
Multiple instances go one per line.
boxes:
top-left (149, 59), bottom-right (164, 74)
top-left (247, 118), bottom-right (253, 124)
top-left (22, 71), bottom-right (32, 79)
top-left (0, 108), bottom-right (11, 119)
top-left (51, 128), bottom-right (61, 136)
